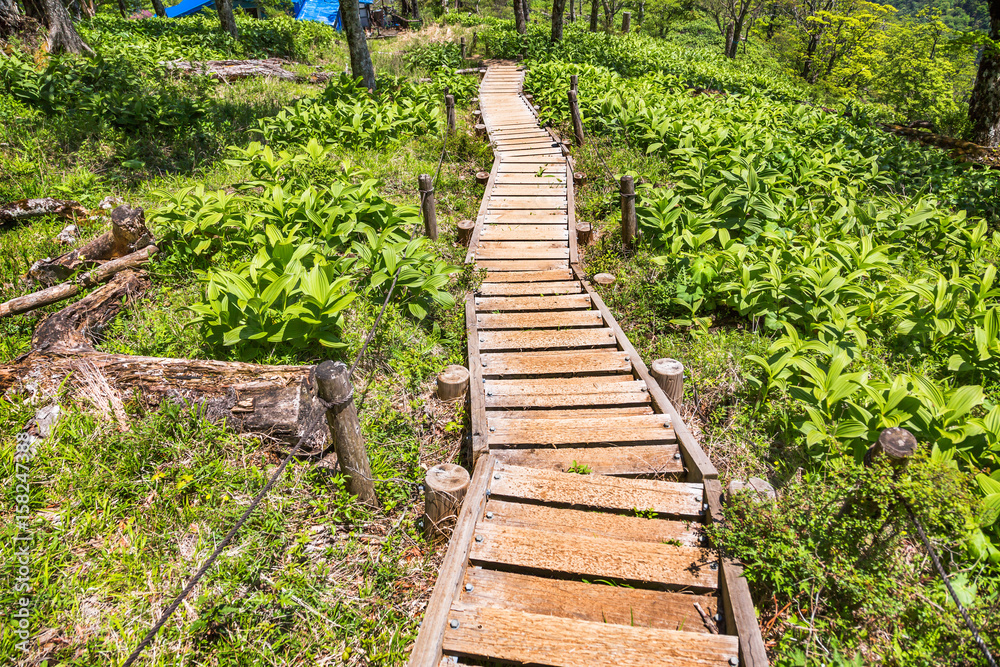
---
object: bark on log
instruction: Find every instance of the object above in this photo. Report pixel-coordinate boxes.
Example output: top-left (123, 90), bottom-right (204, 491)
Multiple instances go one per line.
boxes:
top-left (0, 245), bottom-right (158, 319)
top-left (30, 205), bottom-right (152, 286)
top-left (0, 198), bottom-right (85, 226)
top-left (164, 59), bottom-right (300, 82)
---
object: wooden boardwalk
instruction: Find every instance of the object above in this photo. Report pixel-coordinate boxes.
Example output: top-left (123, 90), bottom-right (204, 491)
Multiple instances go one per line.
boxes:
top-left (408, 64), bottom-right (768, 667)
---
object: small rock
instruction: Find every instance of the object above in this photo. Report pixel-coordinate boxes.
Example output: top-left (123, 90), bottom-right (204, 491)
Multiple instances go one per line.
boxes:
top-left (99, 196), bottom-right (124, 210)
top-left (726, 477), bottom-right (776, 504)
top-left (54, 224), bottom-right (79, 245)
top-left (35, 404), bottom-right (62, 439)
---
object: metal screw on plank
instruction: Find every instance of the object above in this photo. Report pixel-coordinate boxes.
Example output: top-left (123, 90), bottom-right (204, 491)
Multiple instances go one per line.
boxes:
top-left (729, 658), bottom-right (738, 666)
top-left (490, 426), bottom-right (495, 432)
top-left (449, 619), bottom-right (460, 629)
top-left (475, 534), bottom-right (484, 543)
top-left (673, 452), bottom-right (681, 460)
top-left (486, 511), bottom-right (494, 519)
top-left (695, 495), bottom-right (702, 503)
top-left (716, 613), bottom-right (724, 622)
top-left (494, 473), bottom-right (501, 480)
top-left (703, 503), bottom-right (709, 511)
top-left (465, 583), bottom-right (474, 592)
top-left (624, 356), bottom-right (630, 362)
top-left (710, 562), bottom-right (719, 570)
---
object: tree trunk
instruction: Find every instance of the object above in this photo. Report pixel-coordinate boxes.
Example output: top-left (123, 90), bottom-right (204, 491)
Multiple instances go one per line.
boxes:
top-left (637, 0), bottom-right (643, 26)
top-left (342, 0), bottom-right (376, 91)
top-left (41, 0), bottom-right (93, 54)
top-left (151, 0), bottom-right (166, 17)
top-left (513, 0), bottom-right (525, 33)
top-left (551, 0), bottom-right (566, 41)
top-left (724, 22), bottom-right (734, 58)
top-left (969, 1), bottom-right (1000, 148)
top-left (411, 0), bottom-right (420, 20)
top-left (728, 16), bottom-right (744, 58)
top-left (589, 0), bottom-right (597, 31)
top-left (215, 0), bottom-right (239, 38)
top-left (116, 0), bottom-right (127, 17)
top-left (0, 0), bottom-right (23, 35)
top-left (568, 0), bottom-right (573, 22)
top-left (521, 0), bottom-right (528, 21)
top-left (801, 32), bottom-right (821, 82)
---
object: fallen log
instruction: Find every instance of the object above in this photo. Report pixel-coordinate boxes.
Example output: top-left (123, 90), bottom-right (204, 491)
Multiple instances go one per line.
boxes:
top-left (30, 205), bottom-right (152, 286)
top-left (0, 198), bottom-right (86, 226)
top-left (0, 244), bottom-right (158, 319)
top-left (4, 273), bottom-right (330, 454)
top-left (164, 58), bottom-right (300, 82)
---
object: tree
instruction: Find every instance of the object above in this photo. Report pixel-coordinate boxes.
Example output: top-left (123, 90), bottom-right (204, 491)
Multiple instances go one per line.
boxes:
top-left (552, 0), bottom-right (568, 39)
top-left (590, 0), bottom-right (599, 29)
top-left (969, 0), bottom-right (1000, 146)
top-left (151, 0), bottom-right (167, 18)
top-left (216, 0), bottom-right (239, 38)
top-left (514, 0), bottom-right (526, 32)
top-left (702, 0), bottom-right (766, 57)
top-left (0, 0), bottom-right (23, 37)
top-left (342, 0), bottom-right (376, 91)
top-left (22, 0), bottom-right (94, 54)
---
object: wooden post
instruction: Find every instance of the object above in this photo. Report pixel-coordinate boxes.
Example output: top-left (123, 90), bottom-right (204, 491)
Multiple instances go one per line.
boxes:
top-left (446, 94), bottom-right (456, 133)
top-left (474, 123), bottom-right (487, 136)
top-left (621, 174), bottom-right (636, 250)
top-left (864, 427), bottom-right (917, 468)
top-left (570, 73), bottom-right (578, 93)
top-left (568, 89), bottom-right (584, 147)
top-left (475, 171), bottom-right (490, 185)
top-left (472, 109), bottom-right (482, 121)
top-left (424, 462), bottom-right (471, 537)
top-left (459, 36), bottom-right (466, 60)
top-left (622, 10), bottom-right (631, 32)
top-left (437, 364), bottom-right (470, 400)
top-left (314, 361), bottom-right (377, 504)
top-left (573, 171), bottom-right (586, 186)
top-left (593, 272), bottom-right (615, 286)
top-left (457, 219), bottom-right (475, 246)
top-left (418, 174), bottom-right (438, 240)
top-left (471, 31), bottom-right (477, 53)
top-left (651, 358), bottom-right (683, 407)
top-left (576, 221), bottom-right (592, 246)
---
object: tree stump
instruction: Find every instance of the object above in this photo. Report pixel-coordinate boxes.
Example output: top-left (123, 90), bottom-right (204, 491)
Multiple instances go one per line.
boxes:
top-left (576, 221), bottom-right (592, 246)
top-left (475, 171), bottom-right (490, 185)
top-left (651, 358), bottom-right (684, 408)
top-left (437, 365), bottom-right (470, 401)
top-left (573, 171), bottom-right (586, 186)
top-left (457, 220), bottom-right (475, 246)
top-left (424, 463), bottom-right (470, 537)
top-left (593, 272), bottom-right (615, 286)
top-left (864, 427), bottom-right (917, 468)
top-left (474, 123), bottom-right (487, 136)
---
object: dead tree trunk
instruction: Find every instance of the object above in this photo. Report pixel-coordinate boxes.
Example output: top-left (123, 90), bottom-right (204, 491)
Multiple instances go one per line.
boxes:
top-left (551, 0), bottom-right (567, 41)
top-left (969, 0), bottom-right (1000, 147)
top-left (0, 0), bottom-right (23, 37)
top-left (216, 0), bottom-right (239, 39)
top-left (30, 205), bottom-right (152, 286)
top-left (513, 0), bottom-right (526, 33)
top-left (342, 0), bottom-right (376, 91)
top-left (0, 198), bottom-right (84, 227)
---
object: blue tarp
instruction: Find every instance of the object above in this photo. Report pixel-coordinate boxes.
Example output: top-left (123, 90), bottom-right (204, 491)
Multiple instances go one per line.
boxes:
top-left (294, 0), bottom-right (372, 29)
top-left (164, 0), bottom-right (213, 18)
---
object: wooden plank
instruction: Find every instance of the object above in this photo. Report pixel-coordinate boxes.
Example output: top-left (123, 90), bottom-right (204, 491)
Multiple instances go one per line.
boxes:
top-left (484, 378), bottom-right (646, 396)
top-left (467, 523), bottom-right (718, 590)
top-left (459, 569), bottom-right (718, 633)
top-left (490, 185), bottom-right (567, 197)
top-left (566, 154), bottom-right (579, 265)
top-left (474, 294), bottom-right (590, 311)
top-left (483, 499), bottom-right (701, 546)
top-left (407, 456), bottom-right (496, 667)
top-left (486, 406), bottom-right (654, 418)
top-left (489, 463), bottom-right (704, 518)
top-left (475, 310), bottom-right (605, 329)
top-left (465, 295), bottom-right (488, 464)
top-left (488, 197), bottom-right (567, 210)
top-left (488, 414), bottom-right (675, 447)
top-left (492, 444), bottom-right (683, 477)
top-left (477, 281), bottom-right (580, 295)
top-left (480, 349), bottom-right (631, 376)
top-left (496, 163), bottom-right (566, 173)
top-left (479, 225), bottom-right (569, 241)
top-left (483, 269), bottom-right (574, 282)
top-left (478, 327), bottom-right (616, 350)
top-left (499, 155), bottom-right (568, 163)
top-left (442, 607), bottom-right (738, 666)
top-left (495, 173), bottom-right (569, 184)
top-left (485, 389), bottom-right (650, 408)
top-left (576, 268), bottom-right (719, 483)
top-left (483, 213), bottom-right (568, 224)
top-left (463, 158), bottom-right (499, 266)
top-left (476, 259), bottom-right (570, 271)
top-left (475, 244), bottom-right (569, 260)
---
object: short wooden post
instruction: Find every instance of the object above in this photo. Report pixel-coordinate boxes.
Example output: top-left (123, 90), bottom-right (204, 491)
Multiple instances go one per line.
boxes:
top-left (474, 123), bottom-right (487, 137)
top-left (460, 37), bottom-right (466, 60)
top-left (525, 93), bottom-right (533, 101)
top-left (446, 94), bottom-right (456, 133)
top-left (315, 361), bottom-right (377, 504)
top-left (593, 272), bottom-right (615, 286)
top-left (651, 358), bottom-right (684, 407)
top-left (418, 174), bottom-right (438, 240)
top-left (424, 463), bottom-right (471, 537)
top-left (576, 221), bottom-right (592, 246)
top-left (622, 10), bottom-right (631, 32)
top-left (864, 427), bottom-right (917, 469)
top-left (475, 171), bottom-right (489, 185)
top-left (472, 109), bottom-right (482, 120)
top-left (471, 31), bottom-right (477, 53)
top-left (573, 171), bottom-right (586, 186)
top-left (437, 364), bottom-right (470, 400)
top-left (570, 74), bottom-right (578, 93)
top-left (620, 174), bottom-right (636, 250)
top-left (457, 220), bottom-right (475, 246)
top-left (568, 89), bottom-right (584, 147)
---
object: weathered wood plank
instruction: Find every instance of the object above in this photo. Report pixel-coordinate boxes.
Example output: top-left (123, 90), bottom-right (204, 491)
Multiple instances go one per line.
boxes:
top-left (479, 225), bottom-right (569, 241)
top-left (465, 295), bottom-right (488, 463)
top-left (483, 269), bottom-right (574, 282)
top-left (474, 294), bottom-right (590, 311)
top-left (459, 569), bottom-right (719, 633)
top-left (480, 349), bottom-right (631, 376)
top-left (475, 310), bottom-right (605, 329)
top-left (488, 414), bottom-right (675, 447)
top-left (476, 259), bottom-right (570, 271)
top-left (478, 327), bottom-right (616, 350)
top-left (488, 197), bottom-right (567, 210)
top-left (490, 185), bottom-right (568, 197)
top-left (486, 406), bottom-right (654, 419)
top-left (494, 173), bottom-right (569, 184)
top-left (477, 281), bottom-right (580, 295)
top-left (492, 444), bottom-right (683, 477)
top-left (489, 463), bottom-right (704, 517)
top-left (484, 378), bottom-right (645, 396)
top-left (475, 244), bottom-right (569, 260)
top-left (485, 389), bottom-right (650, 408)
top-left (442, 607), bottom-right (738, 666)
top-left (467, 523), bottom-right (718, 590)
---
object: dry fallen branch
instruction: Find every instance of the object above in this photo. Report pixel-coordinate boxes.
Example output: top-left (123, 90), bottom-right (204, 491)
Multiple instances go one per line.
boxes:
top-left (0, 198), bottom-right (86, 226)
top-left (163, 58), bottom-right (301, 82)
